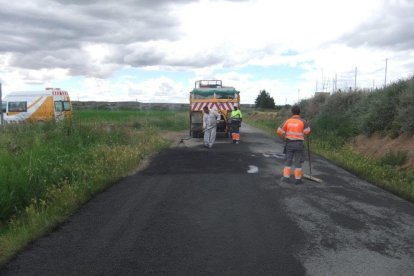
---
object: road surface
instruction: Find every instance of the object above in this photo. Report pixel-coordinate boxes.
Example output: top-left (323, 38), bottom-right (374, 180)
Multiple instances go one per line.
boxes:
top-left (1, 124), bottom-right (414, 275)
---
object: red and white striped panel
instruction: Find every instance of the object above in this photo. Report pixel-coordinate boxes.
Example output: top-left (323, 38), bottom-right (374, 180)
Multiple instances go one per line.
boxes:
top-left (218, 102), bottom-right (234, 110)
top-left (191, 102), bottom-right (235, 111)
top-left (52, 91), bottom-right (68, 96)
top-left (191, 102), bottom-right (204, 111)
top-left (191, 102), bottom-right (217, 111)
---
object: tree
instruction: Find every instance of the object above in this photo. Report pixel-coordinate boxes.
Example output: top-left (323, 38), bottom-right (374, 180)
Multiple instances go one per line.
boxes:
top-left (255, 90), bottom-right (276, 109)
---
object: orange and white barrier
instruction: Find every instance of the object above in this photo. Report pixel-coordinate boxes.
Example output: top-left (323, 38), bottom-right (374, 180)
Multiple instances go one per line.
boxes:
top-left (191, 102), bottom-right (235, 111)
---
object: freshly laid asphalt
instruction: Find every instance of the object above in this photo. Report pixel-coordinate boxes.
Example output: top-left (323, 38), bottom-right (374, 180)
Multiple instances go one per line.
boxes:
top-left (1, 124), bottom-right (414, 275)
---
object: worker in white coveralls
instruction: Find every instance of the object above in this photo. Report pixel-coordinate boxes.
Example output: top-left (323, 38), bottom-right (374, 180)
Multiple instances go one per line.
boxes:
top-left (202, 106), bottom-right (221, 148)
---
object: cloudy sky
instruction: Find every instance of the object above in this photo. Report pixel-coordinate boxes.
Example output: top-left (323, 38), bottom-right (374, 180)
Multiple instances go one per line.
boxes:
top-left (0, 0), bottom-right (413, 104)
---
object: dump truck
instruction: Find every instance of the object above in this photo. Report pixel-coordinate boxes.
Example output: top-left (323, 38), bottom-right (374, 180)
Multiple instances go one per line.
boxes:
top-left (189, 80), bottom-right (240, 138)
top-left (2, 88), bottom-right (73, 123)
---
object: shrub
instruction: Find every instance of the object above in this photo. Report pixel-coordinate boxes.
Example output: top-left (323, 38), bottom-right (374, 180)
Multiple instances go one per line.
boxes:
top-left (255, 90), bottom-right (276, 109)
top-left (362, 80), bottom-right (407, 135)
top-left (300, 78), bottom-right (413, 139)
top-left (396, 78), bottom-right (414, 135)
top-left (380, 150), bottom-right (408, 167)
top-left (299, 93), bottom-right (328, 120)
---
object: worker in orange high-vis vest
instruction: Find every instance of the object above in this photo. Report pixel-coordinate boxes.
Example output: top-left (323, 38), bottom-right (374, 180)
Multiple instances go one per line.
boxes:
top-left (276, 105), bottom-right (311, 184)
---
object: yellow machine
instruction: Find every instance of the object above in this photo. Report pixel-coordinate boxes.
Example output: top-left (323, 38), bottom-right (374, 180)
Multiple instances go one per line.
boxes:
top-left (2, 88), bottom-right (72, 123)
top-left (189, 80), bottom-right (240, 138)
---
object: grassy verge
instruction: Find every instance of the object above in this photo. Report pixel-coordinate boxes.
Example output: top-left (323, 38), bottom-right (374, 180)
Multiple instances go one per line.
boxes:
top-left (245, 114), bottom-right (414, 202)
top-left (0, 110), bottom-right (188, 265)
top-left (311, 137), bottom-right (414, 201)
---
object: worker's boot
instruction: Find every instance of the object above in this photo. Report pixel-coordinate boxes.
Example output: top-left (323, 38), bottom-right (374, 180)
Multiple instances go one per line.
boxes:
top-left (282, 167), bottom-right (291, 183)
top-left (280, 176), bottom-right (290, 183)
top-left (294, 169), bottom-right (303, 185)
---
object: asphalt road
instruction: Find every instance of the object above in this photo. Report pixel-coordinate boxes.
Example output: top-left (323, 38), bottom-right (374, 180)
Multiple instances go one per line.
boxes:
top-left (2, 124), bottom-right (414, 275)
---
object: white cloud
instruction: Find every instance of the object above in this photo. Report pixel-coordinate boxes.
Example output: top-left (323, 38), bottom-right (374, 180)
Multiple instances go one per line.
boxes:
top-left (0, 0), bottom-right (413, 104)
top-left (127, 77), bottom-right (187, 103)
top-left (74, 76), bottom-right (187, 103)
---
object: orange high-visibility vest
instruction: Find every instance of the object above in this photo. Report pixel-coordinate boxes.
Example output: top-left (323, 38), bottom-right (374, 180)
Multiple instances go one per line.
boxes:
top-left (277, 115), bottom-right (311, 140)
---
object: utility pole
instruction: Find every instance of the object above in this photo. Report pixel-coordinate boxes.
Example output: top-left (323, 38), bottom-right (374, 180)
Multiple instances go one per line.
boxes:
top-left (315, 80), bottom-right (318, 92)
top-left (326, 78), bottom-right (330, 93)
top-left (321, 69), bottom-right (324, 91)
top-left (354, 67), bottom-right (357, 91)
top-left (384, 58), bottom-right (388, 88)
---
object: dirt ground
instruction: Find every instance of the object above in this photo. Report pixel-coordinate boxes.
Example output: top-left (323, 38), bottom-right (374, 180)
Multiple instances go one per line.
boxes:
top-left (161, 130), bottom-right (189, 146)
top-left (352, 134), bottom-right (414, 169)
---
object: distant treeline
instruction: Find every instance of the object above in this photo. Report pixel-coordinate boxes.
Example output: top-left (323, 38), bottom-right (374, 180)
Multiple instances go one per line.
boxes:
top-left (72, 101), bottom-right (189, 111)
top-left (73, 101), bottom-right (255, 111)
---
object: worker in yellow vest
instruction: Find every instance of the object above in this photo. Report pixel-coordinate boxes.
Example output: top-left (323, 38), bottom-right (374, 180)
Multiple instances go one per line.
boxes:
top-left (230, 105), bottom-right (242, 144)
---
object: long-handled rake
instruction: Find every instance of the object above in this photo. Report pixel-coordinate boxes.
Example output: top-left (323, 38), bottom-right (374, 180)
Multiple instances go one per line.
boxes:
top-left (303, 136), bottom-right (323, 183)
top-left (178, 136), bottom-right (192, 146)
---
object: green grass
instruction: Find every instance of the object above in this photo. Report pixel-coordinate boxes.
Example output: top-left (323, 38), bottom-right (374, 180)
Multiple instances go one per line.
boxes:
top-left (0, 110), bottom-right (188, 265)
top-left (380, 150), bottom-right (408, 167)
top-left (311, 138), bottom-right (414, 202)
top-left (244, 117), bottom-right (280, 134)
top-left (244, 111), bottom-right (283, 133)
top-left (247, 119), bottom-right (279, 133)
top-left (75, 110), bottom-right (188, 131)
top-left (245, 114), bottom-right (414, 203)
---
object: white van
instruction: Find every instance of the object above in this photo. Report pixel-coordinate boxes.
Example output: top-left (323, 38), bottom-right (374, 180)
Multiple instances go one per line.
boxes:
top-left (2, 88), bottom-right (73, 123)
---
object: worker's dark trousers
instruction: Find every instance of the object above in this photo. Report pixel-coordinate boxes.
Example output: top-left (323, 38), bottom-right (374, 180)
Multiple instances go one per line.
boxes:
top-left (231, 119), bottom-right (241, 141)
top-left (285, 140), bottom-right (305, 168)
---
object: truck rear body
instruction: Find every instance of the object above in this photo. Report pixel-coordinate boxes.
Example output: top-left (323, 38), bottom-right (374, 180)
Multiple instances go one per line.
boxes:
top-left (189, 80), bottom-right (240, 138)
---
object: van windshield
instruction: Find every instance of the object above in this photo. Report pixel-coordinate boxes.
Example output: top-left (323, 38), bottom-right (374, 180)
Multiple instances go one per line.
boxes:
top-left (54, 101), bottom-right (63, 112)
top-left (63, 101), bottom-right (71, 111)
top-left (8, 101), bottom-right (27, 112)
